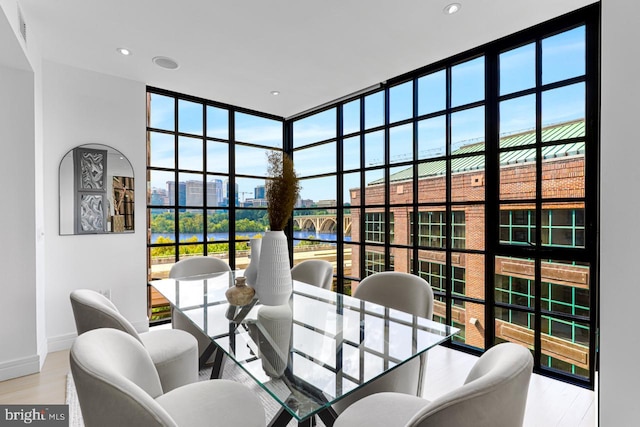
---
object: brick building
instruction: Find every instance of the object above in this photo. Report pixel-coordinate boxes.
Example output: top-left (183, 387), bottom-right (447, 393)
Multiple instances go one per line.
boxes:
top-left (349, 120), bottom-right (589, 374)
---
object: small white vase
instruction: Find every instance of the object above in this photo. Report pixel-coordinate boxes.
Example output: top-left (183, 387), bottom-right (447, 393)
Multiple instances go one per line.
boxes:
top-left (244, 237), bottom-right (261, 287)
top-left (255, 230), bottom-right (292, 306)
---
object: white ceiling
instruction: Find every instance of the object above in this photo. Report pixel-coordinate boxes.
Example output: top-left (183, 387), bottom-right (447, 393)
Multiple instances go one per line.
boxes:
top-left (19, 0), bottom-right (597, 118)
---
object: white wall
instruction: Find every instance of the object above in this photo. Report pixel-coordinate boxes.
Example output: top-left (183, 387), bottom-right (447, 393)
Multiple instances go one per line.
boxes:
top-left (600, 0), bottom-right (640, 424)
top-left (0, 64), bottom-right (37, 379)
top-left (0, 3), bottom-right (38, 381)
top-left (0, 2), bottom-right (148, 376)
top-left (42, 60), bottom-right (148, 350)
top-left (27, 4), bottom-right (47, 370)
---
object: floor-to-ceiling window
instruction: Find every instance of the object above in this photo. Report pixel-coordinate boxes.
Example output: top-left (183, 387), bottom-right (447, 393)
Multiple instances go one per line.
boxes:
top-left (145, 89), bottom-right (284, 285)
top-left (287, 5), bottom-right (598, 387)
top-left (147, 4), bottom-right (598, 388)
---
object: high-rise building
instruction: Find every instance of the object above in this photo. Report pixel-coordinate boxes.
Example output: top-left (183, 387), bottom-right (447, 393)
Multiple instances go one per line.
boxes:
top-left (166, 181), bottom-right (186, 208)
top-left (185, 180), bottom-right (221, 207)
top-left (207, 179), bottom-right (224, 207)
top-left (150, 188), bottom-right (167, 206)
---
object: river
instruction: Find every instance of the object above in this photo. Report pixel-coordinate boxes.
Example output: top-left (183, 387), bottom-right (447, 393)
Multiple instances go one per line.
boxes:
top-left (150, 231), bottom-right (350, 245)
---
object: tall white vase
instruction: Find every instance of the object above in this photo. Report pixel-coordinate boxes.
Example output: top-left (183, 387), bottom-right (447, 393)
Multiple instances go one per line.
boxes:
top-left (255, 230), bottom-right (292, 306)
top-left (244, 237), bottom-right (261, 287)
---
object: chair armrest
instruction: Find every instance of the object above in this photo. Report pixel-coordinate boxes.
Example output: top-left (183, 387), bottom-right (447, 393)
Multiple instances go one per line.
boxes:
top-left (334, 392), bottom-right (431, 427)
top-left (156, 379), bottom-right (265, 427)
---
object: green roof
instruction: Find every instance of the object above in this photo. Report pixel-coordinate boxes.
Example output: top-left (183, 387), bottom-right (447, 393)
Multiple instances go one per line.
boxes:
top-left (370, 120), bottom-right (585, 185)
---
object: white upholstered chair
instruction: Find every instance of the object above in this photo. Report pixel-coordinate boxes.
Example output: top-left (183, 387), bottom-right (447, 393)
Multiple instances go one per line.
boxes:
top-left (70, 289), bottom-right (198, 393)
top-left (291, 259), bottom-right (334, 290)
top-left (70, 328), bottom-right (266, 427)
top-left (169, 256), bottom-right (232, 368)
top-left (333, 342), bottom-right (534, 427)
top-left (332, 271), bottom-right (434, 414)
top-left (169, 256), bottom-right (231, 279)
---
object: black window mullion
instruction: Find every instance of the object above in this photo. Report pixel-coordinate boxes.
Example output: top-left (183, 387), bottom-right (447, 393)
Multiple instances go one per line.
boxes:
top-left (173, 97), bottom-right (180, 262)
top-left (533, 36), bottom-right (543, 373)
top-left (202, 102), bottom-right (208, 255)
top-left (384, 86), bottom-right (391, 271)
top-left (228, 109), bottom-right (237, 269)
top-left (412, 76), bottom-right (419, 275)
top-left (359, 96), bottom-right (366, 280)
top-left (445, 66), bottom-right (453, 326)
top-left (584, 5), bottom-right (600, 383)
top-left (283, 120), bottom-right (294, 264)
top-left (485, 44), bottom-right (500, 350)
top-left (336, 104), bottom-right (345, 294)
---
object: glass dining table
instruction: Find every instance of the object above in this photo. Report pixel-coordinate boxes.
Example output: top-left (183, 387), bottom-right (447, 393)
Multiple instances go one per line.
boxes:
top-left (151, 272), bottom-right (459, 427)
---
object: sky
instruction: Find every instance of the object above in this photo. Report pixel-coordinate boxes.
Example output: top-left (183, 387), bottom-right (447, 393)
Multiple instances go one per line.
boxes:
top-left (148, 26), bottom-right (586, 204)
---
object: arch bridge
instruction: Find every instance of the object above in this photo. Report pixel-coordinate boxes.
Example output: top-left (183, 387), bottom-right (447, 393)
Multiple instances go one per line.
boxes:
top-left (293, 214), bottom-right (352, 235)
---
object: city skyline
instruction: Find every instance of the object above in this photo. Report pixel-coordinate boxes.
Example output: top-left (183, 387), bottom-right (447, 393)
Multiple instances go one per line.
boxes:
top-left (151, 179), bottom-right (329, 208)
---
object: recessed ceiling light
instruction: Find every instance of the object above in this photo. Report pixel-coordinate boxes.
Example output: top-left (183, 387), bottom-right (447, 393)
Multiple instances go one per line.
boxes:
top-left (116, 47), bottom-right (131, 56)
top-left (271, 91), bottom-right (280, 96)
top-left (443, 3), bottom-right (461, 14)
top-left (152, 56), bottom-right (180, 70)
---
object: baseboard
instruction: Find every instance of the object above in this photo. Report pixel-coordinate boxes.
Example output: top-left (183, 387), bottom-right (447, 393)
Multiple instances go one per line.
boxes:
top-left (0, 354), bottom-right (40, 381)
top-left (47, 332), bottom-right (77, 352)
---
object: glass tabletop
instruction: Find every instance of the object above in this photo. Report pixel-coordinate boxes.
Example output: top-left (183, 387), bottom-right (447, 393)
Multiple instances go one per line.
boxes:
top-left (151, 272), bottom-right (459, 422)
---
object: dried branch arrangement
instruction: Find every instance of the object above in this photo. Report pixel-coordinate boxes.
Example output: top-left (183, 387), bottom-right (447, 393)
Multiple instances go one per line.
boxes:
top-left (265, 151), bottom-right (300, 231)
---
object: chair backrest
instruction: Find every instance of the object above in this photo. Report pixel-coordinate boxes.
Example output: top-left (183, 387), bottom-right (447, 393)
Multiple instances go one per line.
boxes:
top-left (70, 328), bottom-right (176, 427)
top-left (291, 260), bottom-right (334, 290)
top-left (70, 289), bottom-right (141, 341)
top-left (169, 256), bottom-right (231, 279)
top-left (410, 342), bottom-right (534, 427)
top-left (354, 272), bottom-right (434, 319)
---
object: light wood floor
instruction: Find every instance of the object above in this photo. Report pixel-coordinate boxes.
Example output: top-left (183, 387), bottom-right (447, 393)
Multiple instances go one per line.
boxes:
top-left (0, 346), bottom-right (596, 426)
top-left (0, 350), bottom-right (69, 404)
